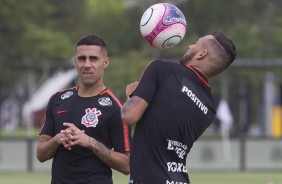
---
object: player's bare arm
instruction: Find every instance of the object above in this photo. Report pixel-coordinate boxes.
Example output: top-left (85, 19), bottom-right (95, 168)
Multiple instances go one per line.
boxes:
top-left (62, 122), bottom-right (130, 175)
top-left (37, 133), bottom-right (71, 162)
top-left (88, 137), bottom-right (130, 175)
top-left (121, 96), bottom-right (148, 126)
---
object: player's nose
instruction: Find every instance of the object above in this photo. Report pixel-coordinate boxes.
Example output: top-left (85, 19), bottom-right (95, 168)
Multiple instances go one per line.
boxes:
top-left (83, 59), bottom-right (92, 67)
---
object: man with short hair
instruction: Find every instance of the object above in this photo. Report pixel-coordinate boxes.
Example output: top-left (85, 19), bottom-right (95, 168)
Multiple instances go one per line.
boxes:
top-left (37, 34), bottom-right (131, 184)
top-left (121, 31), bottom-right (236, 184)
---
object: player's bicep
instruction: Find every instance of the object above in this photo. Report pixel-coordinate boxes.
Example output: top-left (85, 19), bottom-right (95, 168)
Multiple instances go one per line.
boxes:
top-left (121, 96), bottom-right (148, 126)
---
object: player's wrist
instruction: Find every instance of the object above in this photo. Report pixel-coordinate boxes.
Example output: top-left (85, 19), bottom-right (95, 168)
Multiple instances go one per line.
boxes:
top-left (88, 136), bottom-right (95, 147)
top-left (88, 137), bottom-right (100, 152)
top-left (88, 136), bottom-right (94, 142)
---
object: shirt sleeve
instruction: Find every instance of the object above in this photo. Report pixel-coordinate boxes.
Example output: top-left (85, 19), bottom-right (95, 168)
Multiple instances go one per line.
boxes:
top-left (132, 60), bottom-right (161, 104)
top-left (39, 94), bottom-right (56, 136)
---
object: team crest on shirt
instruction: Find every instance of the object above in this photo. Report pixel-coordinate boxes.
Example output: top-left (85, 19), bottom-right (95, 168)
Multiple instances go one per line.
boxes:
top-left (98, 97), bottom-right (112, 106)
top-left (81, 108), bottom-right (102, 127)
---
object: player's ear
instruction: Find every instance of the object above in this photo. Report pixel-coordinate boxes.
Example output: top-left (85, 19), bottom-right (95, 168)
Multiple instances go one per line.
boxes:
top-left (104, 57), bottom-right (109, 69)
top-left (73, 57), bottom-right (77, 66)
top-left (196, 50), bottom-right (208, 59)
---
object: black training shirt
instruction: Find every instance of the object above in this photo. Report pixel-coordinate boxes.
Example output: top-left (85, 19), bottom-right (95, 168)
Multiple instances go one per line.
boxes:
top-left (129, 60), bottom-right (216, 184)
top-left (40, 86), bottom-right (131, 184)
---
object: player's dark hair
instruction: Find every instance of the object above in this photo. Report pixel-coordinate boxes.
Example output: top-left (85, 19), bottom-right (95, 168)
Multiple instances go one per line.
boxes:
top-left (76, 34), bottom-right (107, 54)
top-left (212, 31), bottom-right (236, 64)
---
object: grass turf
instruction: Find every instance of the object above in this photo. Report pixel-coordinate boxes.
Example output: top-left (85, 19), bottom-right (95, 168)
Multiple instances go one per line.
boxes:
top-left (0, 171), bottom-right (281, 184)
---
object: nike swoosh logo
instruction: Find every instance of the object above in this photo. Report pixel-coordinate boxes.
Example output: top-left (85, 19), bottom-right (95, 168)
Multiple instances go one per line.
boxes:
top-left (56, 110), bottom-right (68, 114)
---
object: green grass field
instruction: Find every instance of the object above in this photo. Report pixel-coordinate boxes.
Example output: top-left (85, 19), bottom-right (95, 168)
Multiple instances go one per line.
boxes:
top-left (0, 172), bottom-right (281, 184)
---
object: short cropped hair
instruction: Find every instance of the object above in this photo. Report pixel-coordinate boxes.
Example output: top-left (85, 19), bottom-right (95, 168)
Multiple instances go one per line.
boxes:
top-left (76, 34), bottom-right (107, 55)
top-left (212, 31), bottom-right (236, 64)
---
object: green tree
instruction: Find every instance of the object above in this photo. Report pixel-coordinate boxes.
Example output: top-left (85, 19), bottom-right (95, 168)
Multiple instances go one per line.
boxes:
top-left (0, 0), bottom-right (84, 101)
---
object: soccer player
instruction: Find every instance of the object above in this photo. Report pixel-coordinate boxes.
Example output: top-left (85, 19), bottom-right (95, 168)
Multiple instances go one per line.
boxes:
top-left (121, 31), bottom-right (236, 184)
top-left (37, 35), bottom-right (131, 184)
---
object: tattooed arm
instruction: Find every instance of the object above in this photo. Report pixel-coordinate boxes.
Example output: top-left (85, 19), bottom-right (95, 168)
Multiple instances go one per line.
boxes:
top-left (121, 81), bottom-right (148, 126)
top-left (121, 96), bottom-right (148, 126)
top-left (88, 137), bottom-right (130, 175)
top-left (61, 123), bottom-right (130, 175)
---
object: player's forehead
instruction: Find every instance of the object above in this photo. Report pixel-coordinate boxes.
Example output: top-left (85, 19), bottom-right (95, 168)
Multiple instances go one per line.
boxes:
top-left (76, 45), bottom-right (103, 56)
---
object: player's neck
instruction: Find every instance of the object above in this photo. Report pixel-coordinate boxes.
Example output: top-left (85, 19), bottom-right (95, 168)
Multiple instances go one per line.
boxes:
top-left (187, 65), bottom-right (209, 81)
top-left (78, 83), bottom-right (106, 97)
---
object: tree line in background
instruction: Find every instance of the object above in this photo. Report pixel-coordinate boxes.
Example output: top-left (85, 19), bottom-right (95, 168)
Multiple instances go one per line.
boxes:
top-left (0, 0), bottom-right (282, 132)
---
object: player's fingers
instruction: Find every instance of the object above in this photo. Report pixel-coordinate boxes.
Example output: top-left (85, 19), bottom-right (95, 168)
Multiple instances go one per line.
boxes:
top-left (62, 126), bottom-right (83, 136)
top-left (55, 132), bottom-right (68, 144)
top-left (132, 81), bottom-right (139, 86)
top-left (59, 134), bottom-right (73, 150)
top-left (70, 129), bottom-right (85, 136)
top-left (63, 141), bottom-right (72, 150)
top-left (60, 130), bottom-right (74, 141)
top-left (70, 130), bottom-right (85, 141)
top-left (59, 133), bottom-right (69, 143)
top-left (70, 134), bottom-right (89, 147)
top-left (63, 122), bottom-right (75, 129)
top-left (61, 129), bottom-right (72, 135)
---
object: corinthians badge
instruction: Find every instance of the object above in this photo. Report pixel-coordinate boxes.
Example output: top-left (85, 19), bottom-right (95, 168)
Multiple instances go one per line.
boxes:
top-left (81, 108), bottom-right (102, 128)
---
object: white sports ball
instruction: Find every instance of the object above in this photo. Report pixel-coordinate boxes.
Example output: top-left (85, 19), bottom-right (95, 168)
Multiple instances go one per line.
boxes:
top-left (140, 3), bottom-right (187, 49)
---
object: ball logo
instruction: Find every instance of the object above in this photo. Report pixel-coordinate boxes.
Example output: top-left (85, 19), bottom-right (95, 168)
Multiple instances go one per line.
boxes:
top-left (163, 4), bottom-right (186, 25)
top-left (81, 108), bottom-right (101, 128)
top-left (164, 16), bottom-right (186, 24)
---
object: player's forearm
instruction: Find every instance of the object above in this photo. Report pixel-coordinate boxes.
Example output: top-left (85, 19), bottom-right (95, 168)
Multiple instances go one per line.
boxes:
top-left (88, 137), bottom-right (130, 175)
top-left (37, 138), bottom-right (60, 162)
top-left (121, 96), bottom-right (146, 126)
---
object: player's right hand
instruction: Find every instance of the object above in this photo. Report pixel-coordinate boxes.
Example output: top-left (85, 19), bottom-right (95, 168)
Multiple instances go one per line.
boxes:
top-left (54, 131), bottom-right (73, 150)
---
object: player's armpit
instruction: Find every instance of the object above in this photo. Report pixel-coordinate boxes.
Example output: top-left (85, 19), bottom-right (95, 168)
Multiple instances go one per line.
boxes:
top-left (121, 96), bottom-right (148, 126)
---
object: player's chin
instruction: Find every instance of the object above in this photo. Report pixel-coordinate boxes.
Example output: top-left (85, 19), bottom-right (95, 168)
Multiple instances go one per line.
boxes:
top-left (80, 73), bottom-right (95, 79)
top-left (81, 79), bottom-right (96, 86)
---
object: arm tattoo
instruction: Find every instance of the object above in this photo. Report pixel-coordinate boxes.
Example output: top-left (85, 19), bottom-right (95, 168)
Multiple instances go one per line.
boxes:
top-left (89, 137), bottom-right (111, 160)
top-left (121, 96), bottom-right (141, 116)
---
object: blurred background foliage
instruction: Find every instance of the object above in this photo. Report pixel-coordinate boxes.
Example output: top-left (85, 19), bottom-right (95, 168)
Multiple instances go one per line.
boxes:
top-left (0, 0), bottom-right (282, 133)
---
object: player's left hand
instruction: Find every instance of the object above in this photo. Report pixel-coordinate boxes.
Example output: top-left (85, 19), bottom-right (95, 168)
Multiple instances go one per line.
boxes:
top-left (126, 81), bottom-right (139, 98)
top-left (61, 122), bottom-right (89, 149)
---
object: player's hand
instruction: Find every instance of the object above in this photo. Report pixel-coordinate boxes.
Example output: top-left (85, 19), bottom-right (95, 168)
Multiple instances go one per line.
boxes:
top-left (53, 131), bottom-right (72, 150)
top-left (61, 122), bottom-right (89, 149)
top-left (126, 81), bottom-right (139, 98)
